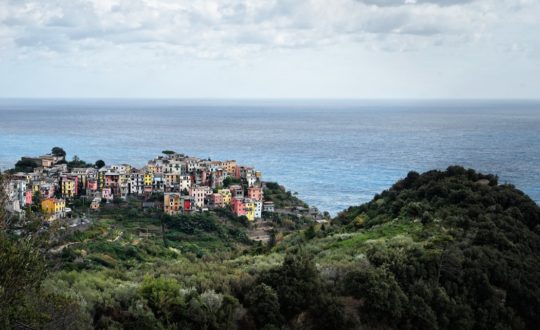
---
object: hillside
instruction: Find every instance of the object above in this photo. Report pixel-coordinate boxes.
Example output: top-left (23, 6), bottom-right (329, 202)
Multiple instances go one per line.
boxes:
top-left (283, 166), bottom-right (540, 329)
top-left (2, 167), bottom-right (540, 329)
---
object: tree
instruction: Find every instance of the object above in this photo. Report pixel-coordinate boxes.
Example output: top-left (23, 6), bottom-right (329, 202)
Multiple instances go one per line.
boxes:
top-left (51, 147), bottom-right (66, 157)
top-left (13, 159), bottom-right (39, 172)
top-left (304, 225), bottom-right (316, 240)
top-left (67, 155), bottom-right (90, 169)
top-left (32, 191), bottom-right (42, 212)
top-left (343, 267), bottom-right (408, 324)
top-left (0, 174), bottom-right (48, 327)
top-left (223, 177), bottom-right (241, 188)
top-left (95, 160), bottom-right (105, 169)
top-left (244, 284), bottom-right (283, 328)
top-left (162, 150), bottom-right (175, 155)
top-left (259, 251), bottom-right (323, 320)
top-left (140, 276), bottom-right (184, 324)
top-left (267, 230), bottom-right (277, 249)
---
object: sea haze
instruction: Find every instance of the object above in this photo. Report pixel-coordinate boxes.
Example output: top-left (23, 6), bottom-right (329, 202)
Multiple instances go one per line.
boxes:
top-left (1, 99), bottom-right (539, 214)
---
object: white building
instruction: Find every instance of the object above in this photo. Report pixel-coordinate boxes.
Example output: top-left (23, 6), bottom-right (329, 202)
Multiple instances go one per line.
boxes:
top-left (179, 175), bottom-right (191, 191)
top-left (254, 200), bottom-right (262, 219)
top-left (129, 172), bottom-right (144, 195)
top-left (189, 185), bottom-right (212, 208)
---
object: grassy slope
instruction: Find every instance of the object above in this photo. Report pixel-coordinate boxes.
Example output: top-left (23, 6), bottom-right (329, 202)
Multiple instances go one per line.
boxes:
top-left (44, 202), bottom-right (285, 323)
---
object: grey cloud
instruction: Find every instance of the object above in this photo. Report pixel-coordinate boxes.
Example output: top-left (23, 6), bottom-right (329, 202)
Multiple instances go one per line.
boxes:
top-left (358, 0), bottom-right (474, 6)
top-left (0, 0), bottom-right (526, 59)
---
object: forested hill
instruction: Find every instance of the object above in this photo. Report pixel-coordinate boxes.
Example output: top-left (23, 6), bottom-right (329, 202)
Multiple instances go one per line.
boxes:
top-left (3, 167), bottom-right (540, 329)
top-left (329, 166), bottom-right (540, 329)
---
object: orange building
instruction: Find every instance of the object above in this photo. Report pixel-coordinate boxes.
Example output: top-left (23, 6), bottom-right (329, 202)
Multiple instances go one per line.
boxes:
top-left (41, 198), bottom-right (66, 220)
top-left (164, 193), bottom-right (182, 215)
top-left (247, 186), bottom-right (263, 201)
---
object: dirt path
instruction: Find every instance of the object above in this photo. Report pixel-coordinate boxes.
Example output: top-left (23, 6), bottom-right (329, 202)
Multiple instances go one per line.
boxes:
top-left (50, 242), bottom-right (79, 254)
top-left (108, 231), bottom-right (123, 242)
top-left (248, 223), bottom-right (272, 242)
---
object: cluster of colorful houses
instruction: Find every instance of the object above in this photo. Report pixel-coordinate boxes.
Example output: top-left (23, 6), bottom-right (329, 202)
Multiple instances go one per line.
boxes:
top-left (4, 152), bottom-right (275, 222)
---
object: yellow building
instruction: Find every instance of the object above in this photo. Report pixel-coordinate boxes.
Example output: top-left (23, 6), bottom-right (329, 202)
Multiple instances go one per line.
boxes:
top-left (98, 170), bottom-right (106, 189)
top-left (32, 182), bottom-right (41, 193)
top-left (147, 164), bottom-right (157, 174)
top-left (62, 179), bottom-right (76, 198)
top-left (244, 200), bottom-right (256, 221)
top-left (164, 173), bottom-right (179, 187)
top-left (144, 172), bottom-right (154, 186)
top-left (221, 160), bottom-right (237, 175)
top-left (41, 198), bottom-right (66, 218)
top-left (119, 173), bottom-right (129, 184)
top-left (218, 189), bottom-right (232, 205)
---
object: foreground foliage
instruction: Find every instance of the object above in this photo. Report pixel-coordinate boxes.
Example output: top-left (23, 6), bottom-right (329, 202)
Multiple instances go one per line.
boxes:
top-left (2, 166), bottom-right (540, 329)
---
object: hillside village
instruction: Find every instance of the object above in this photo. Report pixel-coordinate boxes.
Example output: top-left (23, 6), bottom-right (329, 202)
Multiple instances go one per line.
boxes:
top-left (4, 148), bottom-right (281, 223)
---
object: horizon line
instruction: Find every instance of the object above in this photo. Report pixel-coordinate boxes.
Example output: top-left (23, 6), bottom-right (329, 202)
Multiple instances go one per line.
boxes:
top-left (1, 97), bottom-right (540, 102)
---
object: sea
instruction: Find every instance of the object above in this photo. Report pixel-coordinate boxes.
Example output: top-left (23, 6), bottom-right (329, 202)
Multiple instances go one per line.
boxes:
top-left (1, 99), bottom-right (539, 215)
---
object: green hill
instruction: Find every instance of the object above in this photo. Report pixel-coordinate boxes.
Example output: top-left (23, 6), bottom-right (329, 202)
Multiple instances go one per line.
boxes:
top-left (294, 166), bottom-right (540, 329)
top-left (2, 167), bottom-right (540, 329)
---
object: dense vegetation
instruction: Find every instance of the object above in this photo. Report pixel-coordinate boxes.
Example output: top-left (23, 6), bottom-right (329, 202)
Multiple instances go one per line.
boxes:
top-left (263, 182), bottom-right (308, 209)
top-left (329, 166), bottom-right (540, 329)
top-left (9, 147), bottom-right (98, 173)
top-left (2, 166), bottom-right (540, 329)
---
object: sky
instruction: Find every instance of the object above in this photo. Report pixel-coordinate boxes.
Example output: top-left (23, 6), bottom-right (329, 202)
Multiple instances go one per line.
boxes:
top-left (0, 0), bottom-right (539, 99)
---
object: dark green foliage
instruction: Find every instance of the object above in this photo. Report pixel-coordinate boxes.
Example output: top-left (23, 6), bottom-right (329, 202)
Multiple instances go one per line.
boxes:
top-left (336, 166), bottom-right (540, 329)
top-left (304, 225), bottom-right (317, 239)
top-left (0, 175), bottom-right (49, 327)
top-left (259, 252), bottom-right (322, 320)
top-left (165, 212), bottom-right (221, 234)
top-left (307, 294), bottom-right (348, 330)
top-left (51, 147), bottom-right (66, 157)
top-left (223, 176), bottom-right (241, 188)
top-left (67, 155), bottom-right (93, 169)
top-left (264, 182), bottom-right (308, 209)
top-left (267, 230), bottom-right (277, 249)
top-left (13, 158), bottom-right (39, 172)
top-left (94, 159), bottom-right (105, 168)
top-left (343, 267), bottom-right (408, 325)
top-left (256, 251), bottom-right (352, 329)
top-left (244, 284), bottom-right (283, 328)
top-left (0, 232), bottom-right (48, 327)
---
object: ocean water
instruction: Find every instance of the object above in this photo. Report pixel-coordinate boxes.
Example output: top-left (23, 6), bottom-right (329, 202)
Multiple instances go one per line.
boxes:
top-left (1, 99), bottom-right (539, 214)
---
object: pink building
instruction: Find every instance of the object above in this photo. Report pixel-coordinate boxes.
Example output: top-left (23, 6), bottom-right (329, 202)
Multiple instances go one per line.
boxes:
top-left (87, 179), bottom-right (98, 191)
top-left (232, 198), bottom-right (246, 217)
top-left (25, 190), bottom-right (33, 205)
top-left (210, 193), bottom-right (224, 208)
top-left (105, 173), bottom-right (119, 187)
top-left (247, 186), bottom-right (263, 201)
